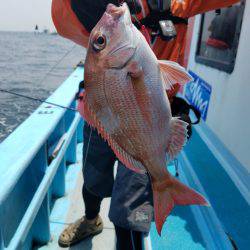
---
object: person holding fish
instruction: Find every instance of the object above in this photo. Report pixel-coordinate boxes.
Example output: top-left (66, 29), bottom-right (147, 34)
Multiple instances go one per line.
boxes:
top-left (52, 0), bottom-right (240, 249)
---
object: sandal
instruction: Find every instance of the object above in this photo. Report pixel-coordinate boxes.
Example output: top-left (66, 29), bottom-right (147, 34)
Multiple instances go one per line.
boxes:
top-left (58, 215), bottom-right (103, 247)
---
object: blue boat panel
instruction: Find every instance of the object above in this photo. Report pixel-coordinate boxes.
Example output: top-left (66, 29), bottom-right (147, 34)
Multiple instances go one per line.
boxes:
top-left (65, 131), bottom-right (77, 165)
top-left (52, 158), bottom-right (66, 198)
top-left (0, 67), bottom-right (84, 249)
top-left (150, 165), bottom-right (206, 250)
top-left (31, 195), bottom-right (50, 245)
top-left (150, 207), bottom-right (205, 250)
top-left (0, 66), bottom-right (248, 249)
top-left (0, 67), bottom-right (84, 203)
top-left (0, 145), bottom-right (47, 247)
top-left (47, 117), bottom-right (65, 162)
top-left (77, 119), bottom-right (84, 143)
top-left (150, 154), bottom-right (236, 250)
top-left (65, 103), bottom-right (78, 164)
top-left (184, 128), bottom-right (250, 249)
top-left (37, 144), bottom-right (84, 250)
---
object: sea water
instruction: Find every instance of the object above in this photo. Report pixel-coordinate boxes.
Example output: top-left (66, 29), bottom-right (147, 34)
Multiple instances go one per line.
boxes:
top-left (0, 31), bottom-right (86, 142)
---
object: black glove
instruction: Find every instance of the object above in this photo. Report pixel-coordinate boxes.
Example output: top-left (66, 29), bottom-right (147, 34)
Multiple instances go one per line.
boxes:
top-left (171, 96), bottom-right (201, 139)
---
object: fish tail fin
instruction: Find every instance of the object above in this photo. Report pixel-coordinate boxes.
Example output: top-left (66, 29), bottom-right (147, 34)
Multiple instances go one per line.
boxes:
top-left (152, 176), bottom-right (209, 235)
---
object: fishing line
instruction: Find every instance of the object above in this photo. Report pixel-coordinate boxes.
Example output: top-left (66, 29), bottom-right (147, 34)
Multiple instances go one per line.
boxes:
top-left (82, 126), bottom-right (93, 170)
top-left (0, 44), bottom-right (79, 112)
top-left (0, 88), bottom-right (78, 112)
top-left (130, 230), bottom-right (136, 250)
top-left (37, 44), bottom-right (77, 87)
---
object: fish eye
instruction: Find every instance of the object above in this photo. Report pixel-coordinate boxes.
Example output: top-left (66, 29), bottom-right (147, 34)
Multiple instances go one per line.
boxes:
top-left (93, 34), bottom-right (106, 51)
top-left (97, 36), bottom-right (105, 45)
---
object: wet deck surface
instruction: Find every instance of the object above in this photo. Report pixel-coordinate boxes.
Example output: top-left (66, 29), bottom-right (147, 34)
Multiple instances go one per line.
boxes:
top-left (38, 143), bottom-right (116, 250)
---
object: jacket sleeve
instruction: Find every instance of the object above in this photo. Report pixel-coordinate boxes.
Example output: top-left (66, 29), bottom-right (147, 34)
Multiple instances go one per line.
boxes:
top-left (51, 0), bottom-right (89, 48)
top-left (171, 0), bottom-right (241, 18)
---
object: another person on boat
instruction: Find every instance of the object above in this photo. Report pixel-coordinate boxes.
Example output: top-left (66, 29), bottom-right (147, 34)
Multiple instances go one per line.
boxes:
top-left (52, 0), bottom-right (240, 249)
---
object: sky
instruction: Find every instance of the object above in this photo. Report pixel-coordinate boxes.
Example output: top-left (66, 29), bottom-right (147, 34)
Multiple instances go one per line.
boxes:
top-left (0, 0), bottom-right (55, 32)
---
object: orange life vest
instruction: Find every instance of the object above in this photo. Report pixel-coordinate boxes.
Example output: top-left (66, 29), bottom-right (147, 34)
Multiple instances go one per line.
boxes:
top-left (52, 0), bottom-right (240, 96)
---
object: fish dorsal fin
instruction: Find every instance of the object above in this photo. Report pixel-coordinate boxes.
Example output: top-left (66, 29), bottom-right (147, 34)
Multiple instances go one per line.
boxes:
top-left (159, 60), bottom-right (193, 90)
top-left (166, 117), bottom-right (188, 162)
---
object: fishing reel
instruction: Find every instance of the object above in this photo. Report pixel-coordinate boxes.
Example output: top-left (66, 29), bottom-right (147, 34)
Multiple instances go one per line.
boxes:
top-left (147, 0), bottom-right (177, 41)
top-left (140, 0), bottom-right (187, 42)
top-left (149, 20), bottom-right (177, 41)
top-left (159, 20), bottom-right (177, 41)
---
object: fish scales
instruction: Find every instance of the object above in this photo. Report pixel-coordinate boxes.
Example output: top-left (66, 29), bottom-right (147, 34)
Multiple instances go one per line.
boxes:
top-left (107, 72), bottom-right (140, 157)
top-left (111, 75), bottom-right (149, 160)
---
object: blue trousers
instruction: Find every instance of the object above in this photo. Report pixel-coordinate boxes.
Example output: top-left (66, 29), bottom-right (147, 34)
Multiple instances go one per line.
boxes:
top-left (82, 123), bottom-right (153, 233)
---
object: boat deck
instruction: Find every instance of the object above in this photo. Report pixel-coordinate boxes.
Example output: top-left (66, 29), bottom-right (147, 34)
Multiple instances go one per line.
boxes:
top-left (35, 141), bottom-right (209, 250)
top-left (36, 142), bottom-right (224, 250)
top-left (37, 143), bottom-right (116, 250)
top-left (1, 67), bottom-right (248, 249)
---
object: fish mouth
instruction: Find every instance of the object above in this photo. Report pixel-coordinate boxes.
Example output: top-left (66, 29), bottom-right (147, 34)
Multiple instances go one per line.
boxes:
top-left (105, 3), bottom-right (132, 25)
top-left (106, 3), bottom-right (128, 19)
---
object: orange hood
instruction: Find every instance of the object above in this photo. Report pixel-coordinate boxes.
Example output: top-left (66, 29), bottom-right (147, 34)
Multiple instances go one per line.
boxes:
top-left (51, 0), bottom-right (89, 47)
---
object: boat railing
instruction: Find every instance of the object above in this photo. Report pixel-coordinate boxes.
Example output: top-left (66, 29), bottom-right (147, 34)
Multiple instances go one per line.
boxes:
top-left (0, 67), bottom-right (84, 250)
top-left (1, 66), bottom-right (249, 249)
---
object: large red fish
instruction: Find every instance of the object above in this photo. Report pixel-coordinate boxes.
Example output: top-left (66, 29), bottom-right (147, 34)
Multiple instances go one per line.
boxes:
top-left (78, 3), bottom-right (208, 235)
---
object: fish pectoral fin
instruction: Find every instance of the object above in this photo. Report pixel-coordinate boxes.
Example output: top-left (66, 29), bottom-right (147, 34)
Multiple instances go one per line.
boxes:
top-left (106, 46), bottom-right (136, 69)
top-left (158, 60), bottom-right (193, 90)
top-left (166, 117), bottom-right (188, 161)
top-left (126, 61), bottom-right (143, 78)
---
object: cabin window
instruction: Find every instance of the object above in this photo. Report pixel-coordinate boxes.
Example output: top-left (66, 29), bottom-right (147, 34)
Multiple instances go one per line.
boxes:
top-left (195, 2), bottom-right (245, 73)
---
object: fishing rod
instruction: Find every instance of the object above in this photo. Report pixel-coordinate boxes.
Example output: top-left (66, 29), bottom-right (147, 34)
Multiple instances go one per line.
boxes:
top-left (0, 88), bottom-right (78, 112)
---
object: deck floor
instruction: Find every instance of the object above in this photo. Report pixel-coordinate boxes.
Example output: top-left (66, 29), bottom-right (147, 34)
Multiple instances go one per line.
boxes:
top-left (38, 143), bottom-right (116, 250)
top-left (37, 143), bottom-right (225, 250)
